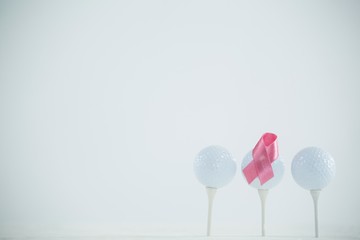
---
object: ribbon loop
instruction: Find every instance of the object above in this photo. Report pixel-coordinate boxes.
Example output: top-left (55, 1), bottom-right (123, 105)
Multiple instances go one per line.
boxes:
top-left (243, 133), bottom-right (279, 185)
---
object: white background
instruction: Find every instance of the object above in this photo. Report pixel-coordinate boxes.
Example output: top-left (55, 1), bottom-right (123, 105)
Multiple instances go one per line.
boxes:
top-left (0, 0), bottom-right (359, 237)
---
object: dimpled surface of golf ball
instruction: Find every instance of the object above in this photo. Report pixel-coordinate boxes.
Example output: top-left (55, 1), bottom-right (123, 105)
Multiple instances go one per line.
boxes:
top-left (292, 147), bottom-right (336, 190)
top-left (194, 145), bottom-right (236, 189)
top-left (241, 151), bottom-right (285, 189)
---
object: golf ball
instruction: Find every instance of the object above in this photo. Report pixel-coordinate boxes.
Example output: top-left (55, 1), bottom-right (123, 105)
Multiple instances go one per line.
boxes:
top-left (194, 145), bottom-right (237, 189)
top-left (241, 151), bottom-right (285, 189)
top-left (292, 147), bottom-right (336, 190)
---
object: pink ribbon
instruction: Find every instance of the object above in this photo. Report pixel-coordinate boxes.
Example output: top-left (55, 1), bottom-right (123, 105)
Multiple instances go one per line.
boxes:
top-left (243, 133), bottom-right (279, 185)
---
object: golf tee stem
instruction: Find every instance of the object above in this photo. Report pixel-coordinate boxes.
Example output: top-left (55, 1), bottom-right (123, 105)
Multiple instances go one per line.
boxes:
top-left (258, 189), bottom-right (269, 237)
top-left (310, 190), bottom-right (321, 238)
top-left (206, 187), bottom-right (217, 236)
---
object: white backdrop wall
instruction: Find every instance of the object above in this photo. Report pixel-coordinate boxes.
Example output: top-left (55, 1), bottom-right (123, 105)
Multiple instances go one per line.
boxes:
top-left (0, 0), bottom-right (359, 235)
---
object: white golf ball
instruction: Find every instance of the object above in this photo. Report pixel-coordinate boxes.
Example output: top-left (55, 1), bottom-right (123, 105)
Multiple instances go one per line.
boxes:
top-left (292, 147), bottom-right (336, 190)
top-left (194, 145), bottom-right (237, 189)
top-left (241, 151), bottom-right (285, 189)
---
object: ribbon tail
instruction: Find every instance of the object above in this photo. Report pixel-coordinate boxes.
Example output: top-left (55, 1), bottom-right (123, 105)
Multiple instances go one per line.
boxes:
top-left (258, 167), bottom-right (274, 185)
top-left (243, 161), bottom-right (257, 184)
